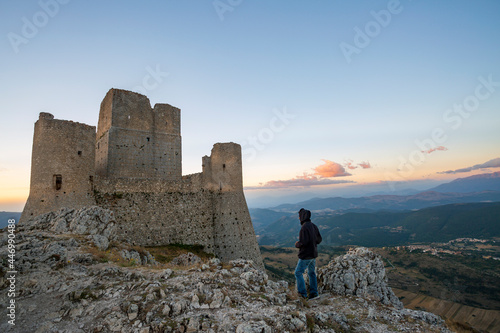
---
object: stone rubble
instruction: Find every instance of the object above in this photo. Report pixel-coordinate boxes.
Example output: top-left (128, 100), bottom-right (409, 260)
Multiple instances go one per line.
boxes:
top-left (0, 208), bottom-right (452, 333)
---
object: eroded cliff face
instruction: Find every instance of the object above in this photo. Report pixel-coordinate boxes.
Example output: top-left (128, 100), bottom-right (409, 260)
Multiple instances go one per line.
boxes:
top-left (1, 208), bottom-right (451, 333)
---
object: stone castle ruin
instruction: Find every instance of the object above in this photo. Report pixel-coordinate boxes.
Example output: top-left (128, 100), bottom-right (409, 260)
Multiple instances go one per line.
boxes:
top-left (20, 88), bottom-right (263, 267)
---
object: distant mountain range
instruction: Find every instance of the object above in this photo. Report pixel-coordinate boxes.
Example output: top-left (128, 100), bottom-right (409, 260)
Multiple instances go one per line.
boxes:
top-left (262, 172), bottom-right (500, 213)
top-left (258, 202), bottom-right (500, 248)
top-left (251, 172), bottom-right (500, 247)
top-left (0, 212), bottom-right (21, 229)
top-left (428, 171), bottom-right (500, 193)
top-left (268, 190), bottom-right (500, 213)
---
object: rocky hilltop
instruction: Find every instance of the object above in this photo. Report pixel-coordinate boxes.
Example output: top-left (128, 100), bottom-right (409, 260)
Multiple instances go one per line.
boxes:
top-left (1, 207), bottom-right (451, 332)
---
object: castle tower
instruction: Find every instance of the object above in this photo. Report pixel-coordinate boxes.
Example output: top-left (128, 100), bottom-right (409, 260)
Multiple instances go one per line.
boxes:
top-left (20, 90), bottom-right (263, 268)
top-left (95, 89), bottom-right (181, 180)
top-left (203, 143), bottom-right (264, 268)
top-left (203, 142), bottom-right (243, 192)
top-left (20, 113), bottom-right (96, 222)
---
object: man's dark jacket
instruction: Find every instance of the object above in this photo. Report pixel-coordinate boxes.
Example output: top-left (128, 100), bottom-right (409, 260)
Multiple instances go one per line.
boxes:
top-left (295, 208), bottom-right (322, 259)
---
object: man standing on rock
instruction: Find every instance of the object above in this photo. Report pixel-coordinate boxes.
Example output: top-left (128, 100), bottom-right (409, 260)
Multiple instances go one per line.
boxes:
top-left (295, 208), bottom-right (322, 299)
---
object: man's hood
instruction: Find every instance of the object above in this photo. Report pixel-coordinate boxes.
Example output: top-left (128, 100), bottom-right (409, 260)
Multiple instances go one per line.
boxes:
top-left (298, 208), bottom-right (311, 224)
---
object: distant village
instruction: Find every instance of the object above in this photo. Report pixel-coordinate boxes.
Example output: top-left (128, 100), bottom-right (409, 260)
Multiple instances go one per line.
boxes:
top-left (391, 238), bottom-right (499, 261)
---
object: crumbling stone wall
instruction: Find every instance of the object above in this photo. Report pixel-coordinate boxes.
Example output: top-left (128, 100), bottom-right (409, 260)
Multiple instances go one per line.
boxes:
top-left (94, 176), bottom-right (215, 250)
top-left (211, 191), bottom-right (262, 265)
top-left (201, 143), bottom-right (262, 264)
top-left (94, 143), bottom-right (263, 268)
top-left (21, 113), bottom-right (96, 222)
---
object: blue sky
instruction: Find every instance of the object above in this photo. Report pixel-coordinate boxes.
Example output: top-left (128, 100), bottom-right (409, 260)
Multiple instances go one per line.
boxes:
top-left (1, 0), bottom-right (499, 210)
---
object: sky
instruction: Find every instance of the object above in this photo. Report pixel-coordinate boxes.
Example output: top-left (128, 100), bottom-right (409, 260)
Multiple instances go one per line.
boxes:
top-left (1, 0), bottom-right (499, 210)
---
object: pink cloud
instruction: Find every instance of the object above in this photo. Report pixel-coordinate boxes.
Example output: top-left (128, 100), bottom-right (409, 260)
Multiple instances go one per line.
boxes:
top-left (358, 161), bottom-right (371, 169)
top-left (438, 157), bottom-right (500, 174)
top-left (345, 160), bottom-right (358, 170)
top-left (314, 160), bottom-right (351, 178)
top-left (344, 160), bottom-right (372, 170)
top-left (245, 160), bottom-right (356, 190)
top-left (422, 146), bottom-right (448, 154)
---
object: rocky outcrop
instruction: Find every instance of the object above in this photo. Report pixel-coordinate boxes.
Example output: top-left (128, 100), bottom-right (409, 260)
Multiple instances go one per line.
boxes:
top-left (21, 206), bottom-right (116, 250)
top-left (318, 247), bottom-right (404, 309)
top-left (0, 210), bottom-right (451, 333)
top-left (170, 253), bottom-right (202, 266)
top-left (120, 249), bottom-right (158, 266)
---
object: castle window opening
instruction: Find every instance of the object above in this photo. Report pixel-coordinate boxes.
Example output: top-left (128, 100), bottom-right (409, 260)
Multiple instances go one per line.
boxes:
top-left (147, 137), bottom-right (150, 142)
top-left (78, 150), bottom-right (82, 156)
top-left (53, 174), bottom-right (62, 190)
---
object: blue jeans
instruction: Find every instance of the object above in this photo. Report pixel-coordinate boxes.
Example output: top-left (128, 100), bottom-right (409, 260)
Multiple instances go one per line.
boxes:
top-left (295, 258), bottom-right (318, 298)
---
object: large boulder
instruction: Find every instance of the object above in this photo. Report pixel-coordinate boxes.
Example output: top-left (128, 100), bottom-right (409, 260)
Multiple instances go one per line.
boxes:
top-left (318, 247), bottom-right (403, 309)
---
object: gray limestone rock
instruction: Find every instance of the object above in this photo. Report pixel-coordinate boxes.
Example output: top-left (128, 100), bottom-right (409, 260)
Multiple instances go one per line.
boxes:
top-left (318, 247), bottom-right (404, 309)
top-left (92, 235), bottom-right (109, 251)
top-left (1, 216), bottom-right (453, 333)
top-left (23, 206), bottom-right (116, 241)
top-left (171, 252), bottom-right (202, 266)
top-left (236, 321), bottom-right (272, 333)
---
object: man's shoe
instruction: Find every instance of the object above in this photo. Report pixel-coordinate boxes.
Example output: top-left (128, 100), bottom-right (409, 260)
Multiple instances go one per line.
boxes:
top-left (308, 294), bottom-right (319, 300)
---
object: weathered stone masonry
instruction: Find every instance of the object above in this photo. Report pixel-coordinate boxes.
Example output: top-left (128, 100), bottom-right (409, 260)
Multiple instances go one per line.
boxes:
top-left (21, 112), bottom-right (97, 218)
top-left (21, 89), bottom-right (263, 267)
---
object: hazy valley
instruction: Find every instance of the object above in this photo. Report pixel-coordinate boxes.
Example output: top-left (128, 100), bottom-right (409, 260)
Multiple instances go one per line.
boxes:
top-left (251, 172), bottom-right (500, 332)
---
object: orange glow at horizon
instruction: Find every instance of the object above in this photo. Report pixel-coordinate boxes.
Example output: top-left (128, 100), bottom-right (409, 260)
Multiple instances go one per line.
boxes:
top-left (0, 196), bottom-right (28, 212)
top-left (242, 158), bottom-right (499, 190)
top-left (0, 175), bottom-right (29, 211)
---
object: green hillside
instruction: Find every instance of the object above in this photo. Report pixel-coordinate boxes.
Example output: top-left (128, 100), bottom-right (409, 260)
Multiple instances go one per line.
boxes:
top-left (249, 208), bottom-right (292, 232)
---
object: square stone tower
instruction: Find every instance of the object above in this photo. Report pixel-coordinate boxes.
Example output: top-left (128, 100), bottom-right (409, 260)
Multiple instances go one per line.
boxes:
top-left (20, 113), bottom-right (96, 222)
top-left (95, 89), bottom-right (181, 180)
